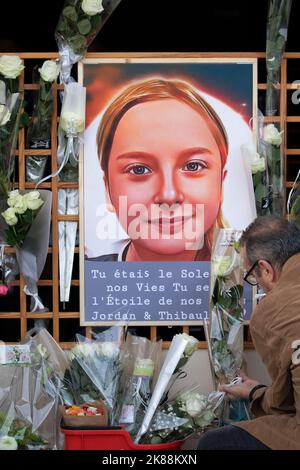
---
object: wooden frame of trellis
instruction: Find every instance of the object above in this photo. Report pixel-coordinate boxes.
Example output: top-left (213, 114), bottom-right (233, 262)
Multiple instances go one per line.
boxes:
top-left (0, 52), bottom-right (299, 350)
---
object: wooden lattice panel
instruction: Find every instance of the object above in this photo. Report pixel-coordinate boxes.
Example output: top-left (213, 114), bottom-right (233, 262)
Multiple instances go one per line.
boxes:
top-left (0, 52), bottom-right (299, 349)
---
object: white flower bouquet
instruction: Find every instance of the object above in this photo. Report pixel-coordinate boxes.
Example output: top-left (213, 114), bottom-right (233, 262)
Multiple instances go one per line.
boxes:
top-left (141, 386), bottom-right (224, 444)
top-left (115, 333), bottom-right (162, 439)
top-left (0, 332), bottom-right (64, 450)
top-left (0, 189), bottom-right (52, 312)
top-left (55, 0), bottom-right (122, 83)
top-left (26, 60), bottom-right (60, 183)
top-left (206, 229), bottom-right (244, 383)
top-left (62, 333), bottom-right (122, 421)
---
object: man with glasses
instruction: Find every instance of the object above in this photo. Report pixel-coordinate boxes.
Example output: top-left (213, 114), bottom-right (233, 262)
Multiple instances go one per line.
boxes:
top-left (198, 215), bottom-right (300, 450)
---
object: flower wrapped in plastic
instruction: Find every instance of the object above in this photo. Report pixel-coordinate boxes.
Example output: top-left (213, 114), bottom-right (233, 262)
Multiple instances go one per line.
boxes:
top-left (207, 229), bottom-right (244, 384)
top-left (287, 169), bottom-right (300, 227)
top-left (264, 0), bottom-right (292, 215)
top-left (141, 386), bottom-right (225, 445)
top-left (36, 82), bottom-right (85, 307)
top-left (205, 228), bottom-right (250, 423)
top-left (62, 331), bottom-right (122, 421)
top-left (0, 189), bottom-right (52, 313)
top-left (0, 79), bottom-right (23, 198)
top-left (116, 333), bottom-right (162, 438)
top-left (0, 244), bottom-right (19, 297)
top-left (55, 0), bottom-right (122, 84)
top-left (26, 60), bottom-right (60, 183)
top-left (135, 333), bottom-right (199, 443)
top-left (0, 331), bottom-right (64, 450)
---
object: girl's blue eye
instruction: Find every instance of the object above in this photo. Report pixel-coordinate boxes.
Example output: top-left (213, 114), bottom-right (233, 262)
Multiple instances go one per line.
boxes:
top-left (183, 161), bottom-right (206, 172)
top-left (129, 165), bottom-right (151, 175)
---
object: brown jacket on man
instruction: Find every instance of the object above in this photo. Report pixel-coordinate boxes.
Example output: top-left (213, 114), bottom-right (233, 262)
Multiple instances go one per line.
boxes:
top-left (234, 252), bottom-right (300, 449)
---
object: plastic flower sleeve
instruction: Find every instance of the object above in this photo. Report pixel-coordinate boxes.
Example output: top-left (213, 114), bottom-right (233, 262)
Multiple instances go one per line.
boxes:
top-left (15, 190), bottom-right (52, 312)
top-left (58, 188), bottom-right (79, 304)
top-left (265, 0), bottom-right (292, 215)
top-left (55, 0), bottom-right (123, 84)
top-left (0, 244), bottom-right (19, 295)
top-left (0, 82), bottom-right (23, 197)
top-left (141, 386), bottom-right (225, 444)
top-left (287, 169), bottom-right (300, 226)
top-left (135, 333), bottom-right (191, 443)
top-left (26, 61), bottom-right (60, 183)
top-left (116, 333), bottom-right (162, 438)
top-left (0, 336), bottom-right (63, 449)
top-left (62, 331), bottom-right (122, 420)
top-left (206, 229), bottom-right (244, 383)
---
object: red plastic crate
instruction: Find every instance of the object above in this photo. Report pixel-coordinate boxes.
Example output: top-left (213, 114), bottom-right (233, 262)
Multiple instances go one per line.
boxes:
top-left (61, 426), bottom-right (183, 450)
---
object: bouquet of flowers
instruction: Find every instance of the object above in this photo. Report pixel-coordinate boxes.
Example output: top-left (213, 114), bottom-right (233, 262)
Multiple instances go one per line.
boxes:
top-left (287, 169), bottom-right (300, 227)
top-left (264, 0), bottom-right (292, 215)
top-left (26, 60), bottom-right (60, 183)
top-left (135, 333), bottom-right (199, 443)
top-left (141, 386), bottom-right (224, 444)
top-left (205, 229), bottom-right (250, 423)
top-left (0, 189), bottom-right (52, 312)
top-left (1, 189), bottom-right (44, 248)
top-left (116, 333), bottom-right (162, 439)
top-left (207, 229), bottom-right (244, 383)
top-left (0, 332), bottom-right (64, 450)
top-left (62, 334), bottom-right (122, 420)
top-left (0, 80), bottom-right (23, 198)
top-left (55, 0), bottom-right (122, 84)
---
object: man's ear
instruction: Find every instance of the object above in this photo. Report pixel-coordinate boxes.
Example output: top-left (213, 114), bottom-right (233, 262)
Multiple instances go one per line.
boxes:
top-left (258, 260), bottom-right (276, 280)
top-left (103, 176), bottom-right (115, 213)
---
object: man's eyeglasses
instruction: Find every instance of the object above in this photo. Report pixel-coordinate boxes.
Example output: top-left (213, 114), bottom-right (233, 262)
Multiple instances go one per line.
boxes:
top-left (244, 260), bottom-right (259, 286)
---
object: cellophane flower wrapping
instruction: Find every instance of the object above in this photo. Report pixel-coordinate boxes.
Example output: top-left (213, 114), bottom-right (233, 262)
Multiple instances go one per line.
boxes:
top-left (141, 385), bottom-right (225, 444)
top-left (55, 0), bottom-right (123, 84)
top-left (0, 329), bottom-right (66, 450)
top-left (265, 0), bottom-right (293, 216)
top-left (135, 333), bottom-right (198, 443)
top-left (0, 80), bottom-right (23, 198)
top-left (205, 228), bottom-right (250, 423)
top-left (115, 332), bottom-right (162, 439)
top-left (207, 228), bottom-right (244, 383)
top-left (62, 329), bottom-right (122, 422)
top-left (26, 61), bottom-right (60, 183)
top-left (287, 169), bottom-right (300, 227)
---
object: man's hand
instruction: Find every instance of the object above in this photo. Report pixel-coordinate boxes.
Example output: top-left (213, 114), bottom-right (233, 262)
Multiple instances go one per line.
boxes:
top-left (219, 369), bottom-right (260, 400)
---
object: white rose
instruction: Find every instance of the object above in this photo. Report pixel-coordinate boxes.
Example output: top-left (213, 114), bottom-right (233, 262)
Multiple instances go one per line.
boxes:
top-left (10, 194), bottom-right (27, 214)
top-left (0, 104), bottom-right (11, 126)
top-left (251, 152), bottom-right (266, 174)
top-left (181, 332), bottom-right (198, 356)
top-left (212, 255), bottom-right (235, 277)
top-left (0, 435), bottom-right (18, 450)
top-left (81, 0), bottom-right (104, 16)
top-left (23, 191), bottom-right (44, 211)
top-left (1, 207), bottom-right (18, 226)
top-left (185, 394), bottom-right (207, 417)
top-left (0, 55), bottom-right (24, 79)
top-left (60, 111), bottom-right (85, 133)
top-left (38, 60), bottom-right (60, 83)
top-left (7, 189), bottom-right (20, 207)
top-left (195, 410), bottom-right (215, 429)
top-left (263, 124), bottom-right (283, 146)
top-left (100, 342), bottom-right (119, 358)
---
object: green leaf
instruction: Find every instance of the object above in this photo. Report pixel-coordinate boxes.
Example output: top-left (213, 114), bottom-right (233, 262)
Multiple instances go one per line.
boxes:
top-left (63, 5), bottom-right (78, 22)
top-left (78, 18), bottom-right (91, 35)
top-left (20, 112), bottom-right (30, 128)
top-left (69, 34), bottom-right (86, 54)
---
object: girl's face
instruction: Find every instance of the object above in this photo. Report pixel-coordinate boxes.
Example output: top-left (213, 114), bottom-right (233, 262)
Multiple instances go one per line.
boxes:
top-left (105, 98), bottom-right (224, 258)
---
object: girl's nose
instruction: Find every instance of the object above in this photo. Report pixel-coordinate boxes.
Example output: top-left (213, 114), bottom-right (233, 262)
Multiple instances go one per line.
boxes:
top-left (153, 170), bottom-right (184, 205)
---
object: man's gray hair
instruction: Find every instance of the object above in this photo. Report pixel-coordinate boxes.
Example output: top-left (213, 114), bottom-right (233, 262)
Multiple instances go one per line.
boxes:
top-left (240, 216), bottom-right (300, 270)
